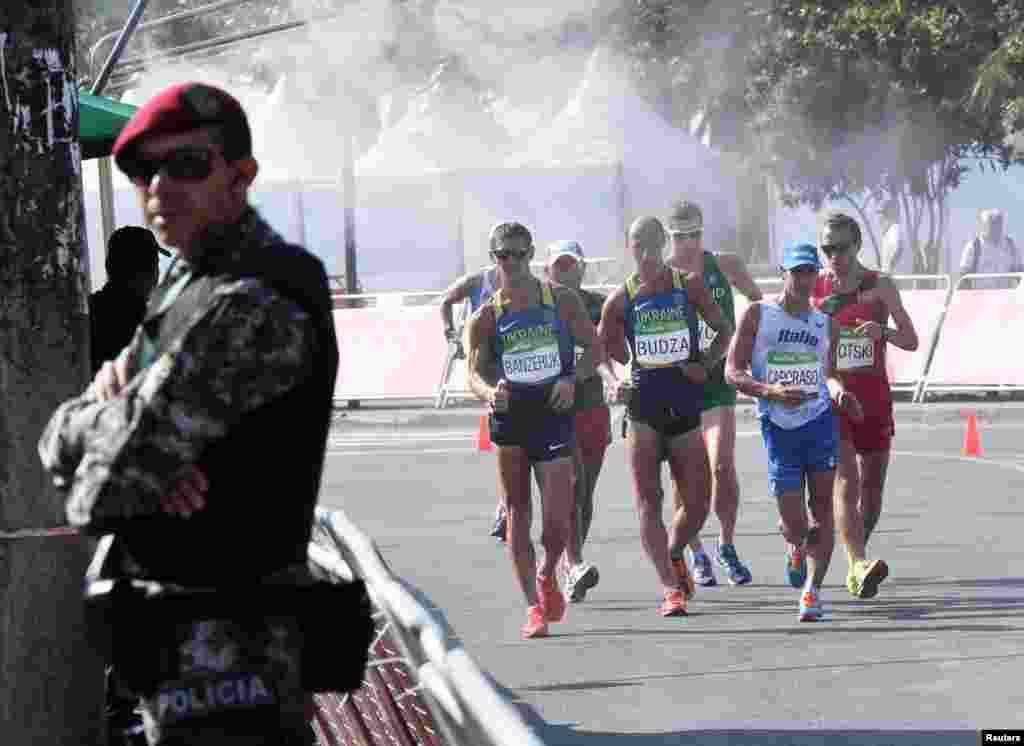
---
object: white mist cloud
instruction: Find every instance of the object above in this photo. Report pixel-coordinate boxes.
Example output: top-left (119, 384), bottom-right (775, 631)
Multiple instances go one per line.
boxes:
top-left (95, 2), bottom-right (741, 291)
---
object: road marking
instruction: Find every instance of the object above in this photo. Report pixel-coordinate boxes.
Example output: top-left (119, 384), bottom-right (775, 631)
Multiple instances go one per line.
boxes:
top-left (893, 450), bottom-right (1024, 474)
top-left (327, 431), bottom-right (761, 456)
top-left (329, 447), bottom-right (476, 457)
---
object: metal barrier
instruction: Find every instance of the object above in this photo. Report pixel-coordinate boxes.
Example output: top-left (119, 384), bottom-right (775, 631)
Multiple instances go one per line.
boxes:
top-left (308, 508), bottom-right (546, 746)
top-left (332, 292), bottom-right (447, 406)
top-left (341, 273), bottom-right (1023, 407)
top-left (886, 275), bottom-right (953, 401)
top-left (435, 300), bottom-right (472, 409)
top-left (331, 290), bottom-right (444, 310)
top-left (920, 273), bottom-right (1024, 398)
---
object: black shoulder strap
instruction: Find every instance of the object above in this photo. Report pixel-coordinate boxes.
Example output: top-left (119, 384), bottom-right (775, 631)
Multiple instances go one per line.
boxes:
top-left (142, 275), bottom-right (220, 363)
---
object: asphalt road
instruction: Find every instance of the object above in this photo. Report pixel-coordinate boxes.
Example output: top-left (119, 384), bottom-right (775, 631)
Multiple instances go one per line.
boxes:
top-left (320, 407), bottom-right (1024, 745)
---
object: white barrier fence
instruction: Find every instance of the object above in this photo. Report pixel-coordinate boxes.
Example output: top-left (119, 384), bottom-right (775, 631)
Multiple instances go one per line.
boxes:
top-left (332, 274), bottom-right (1023, 407)
top-left (309, 508), bottom-right (546, 746)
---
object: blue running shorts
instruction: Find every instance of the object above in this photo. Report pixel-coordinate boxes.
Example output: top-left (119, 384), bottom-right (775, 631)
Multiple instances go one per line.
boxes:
top-left (490, 387), bottom-right (575, 462)
top-left (760, 407), bottom-right (839, 498)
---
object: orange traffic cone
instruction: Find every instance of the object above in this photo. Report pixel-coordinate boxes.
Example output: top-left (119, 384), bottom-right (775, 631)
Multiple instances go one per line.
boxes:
top-left (962, 413), bottom-right (983, 457)
top-left (478, 413), bottom-right (494, 452)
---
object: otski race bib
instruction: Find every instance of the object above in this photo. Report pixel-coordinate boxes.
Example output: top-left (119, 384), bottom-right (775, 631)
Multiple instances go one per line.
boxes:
top-left (837, 328), bottom-right (875, 370)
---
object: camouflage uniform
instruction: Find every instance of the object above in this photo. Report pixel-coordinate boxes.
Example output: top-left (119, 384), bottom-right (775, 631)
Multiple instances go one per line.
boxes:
top-left (40, 211), bottom-right (318, 527)
top-left (40, 208), bottom-right (337, 746)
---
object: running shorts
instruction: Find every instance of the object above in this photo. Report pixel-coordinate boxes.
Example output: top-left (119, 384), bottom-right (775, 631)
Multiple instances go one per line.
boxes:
top-left (575, 405), bottom-right (611, 463)
top-left (626, 407), bottom-right (701, 441)
top-left (491, 404), bottom-right (575, 463)
top-left (760, 407), bottom-right (838, 498)
top-left (837, 375), bottom-right (894, 452)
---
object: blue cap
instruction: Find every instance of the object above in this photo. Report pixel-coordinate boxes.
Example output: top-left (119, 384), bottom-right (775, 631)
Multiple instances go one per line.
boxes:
top-left (546, 239), bottom-right (585, 265)
top-left (781, 242), bottom-right (821, 271)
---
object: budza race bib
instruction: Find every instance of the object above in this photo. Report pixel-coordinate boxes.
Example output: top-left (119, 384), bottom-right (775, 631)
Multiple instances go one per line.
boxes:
top-left (634, 308), bottom-right (691, 367)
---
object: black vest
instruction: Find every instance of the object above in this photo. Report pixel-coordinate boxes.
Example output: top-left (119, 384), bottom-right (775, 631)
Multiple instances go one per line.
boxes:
top-left (119, 222), bottom-right (338, 586)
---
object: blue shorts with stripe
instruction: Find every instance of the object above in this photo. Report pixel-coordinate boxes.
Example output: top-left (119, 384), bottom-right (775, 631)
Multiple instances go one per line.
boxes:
top-left (759, 407), bottom-right (838, 498)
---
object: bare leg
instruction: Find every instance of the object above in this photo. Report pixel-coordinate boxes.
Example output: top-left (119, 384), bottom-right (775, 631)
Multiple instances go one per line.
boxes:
top-left (858, 449), bottom-right (891, 544)
top-left (833, 437), bottom-right (867, 565)
top-left (776, 491), bottom-right (810, 555)
top-left (805, 470), bottom-right (837, 587)
top-left (497, 446), bottom-right (538, 605)
top-left (690, 406), bottom-right (740, 552)
top-left (666, 428), bottom-right (711, 560)
top-left (564, 445), bottom-right (586, 567)
top-left (570, 425), bottom-right (609, 559)
top-left (534, 456), bottom-right (574, 580)
top-left (628, 421), bottom-right (677, 590)
top-left (580, 447), bottom-right (605, 550)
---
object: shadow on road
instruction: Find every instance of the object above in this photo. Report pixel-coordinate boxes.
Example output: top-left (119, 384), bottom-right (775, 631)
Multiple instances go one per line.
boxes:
top-left (523, 726), bottom-right (975, 746)
top-left (486, 673), bottom-right (977, 745)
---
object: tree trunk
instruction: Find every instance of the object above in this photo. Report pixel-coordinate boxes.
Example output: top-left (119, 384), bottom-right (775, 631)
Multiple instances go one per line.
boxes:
top-left (0, 6), bottom-right (106, 746)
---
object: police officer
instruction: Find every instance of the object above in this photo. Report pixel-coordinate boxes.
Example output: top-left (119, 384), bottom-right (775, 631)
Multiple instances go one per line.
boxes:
top-left (40, 82), bottom-right (342, 745)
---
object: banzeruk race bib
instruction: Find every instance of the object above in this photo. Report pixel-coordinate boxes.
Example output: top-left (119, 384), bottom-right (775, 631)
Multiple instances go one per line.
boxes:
top-left (765, 351), bottom-right (820, 394)
top-left (836, 327), bottom-right (875, 370)
top-left (502, 326), bottom-right (561, 384)
top-left (634, 310), bottom-right (691, 367)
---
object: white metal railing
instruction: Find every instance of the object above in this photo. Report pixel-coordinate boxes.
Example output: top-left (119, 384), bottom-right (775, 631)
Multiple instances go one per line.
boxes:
top-left (952, 272), bottom-right (1024, 292)
top-left (330, 290), bottom-right (445, 309)
top-left (332, 273), bottom-right (1022, 405)
top-left (309, 508), bottom-right (546, 746)
top-left (919, 273), bottom-right (1024, 397)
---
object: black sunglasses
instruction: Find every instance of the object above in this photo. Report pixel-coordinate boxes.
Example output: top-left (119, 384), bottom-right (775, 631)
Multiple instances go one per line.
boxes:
top-left (671, 230), bottom-right (702, 240)
top-left (123, 146), bottom-right (222, 185)
top-left (491, 248), bottom-right (529, 260)
top-left (821, 242), bottom-right (854, 257)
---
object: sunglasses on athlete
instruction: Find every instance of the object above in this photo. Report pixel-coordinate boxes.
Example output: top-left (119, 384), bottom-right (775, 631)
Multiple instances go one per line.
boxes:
top-left (670, 230), bottom-right (702, 240)
top-left (821, 242), bottom-right (855, 257)
top-left (490, 248), bottom-right (530, 260)
top-left (122, 145), bottom-right (224, 185)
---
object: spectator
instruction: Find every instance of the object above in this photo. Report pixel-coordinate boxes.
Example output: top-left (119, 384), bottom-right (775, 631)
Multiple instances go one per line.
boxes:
top-left (877, 200), bottom-right (907, 274)
top-left (959, 209), bottom-right (1023, 289)
top-left (88, 226), bottom-right (160, 374)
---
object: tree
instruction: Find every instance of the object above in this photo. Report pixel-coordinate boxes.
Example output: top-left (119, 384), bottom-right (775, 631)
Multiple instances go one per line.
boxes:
top-left (748, 1), bottom-right (1022, 272)
top-left (601, 1), bottom-right (778, 263)
top-left (77, 0), bottom-right (297, 87)
top-left (0, 6), bottom-right (107, 746)
top-left (599, 2), bottom-right (1024, 271)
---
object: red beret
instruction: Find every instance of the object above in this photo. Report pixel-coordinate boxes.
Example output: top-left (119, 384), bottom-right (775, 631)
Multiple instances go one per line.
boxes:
top-left (112, 82), bottom-right (252, 171)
